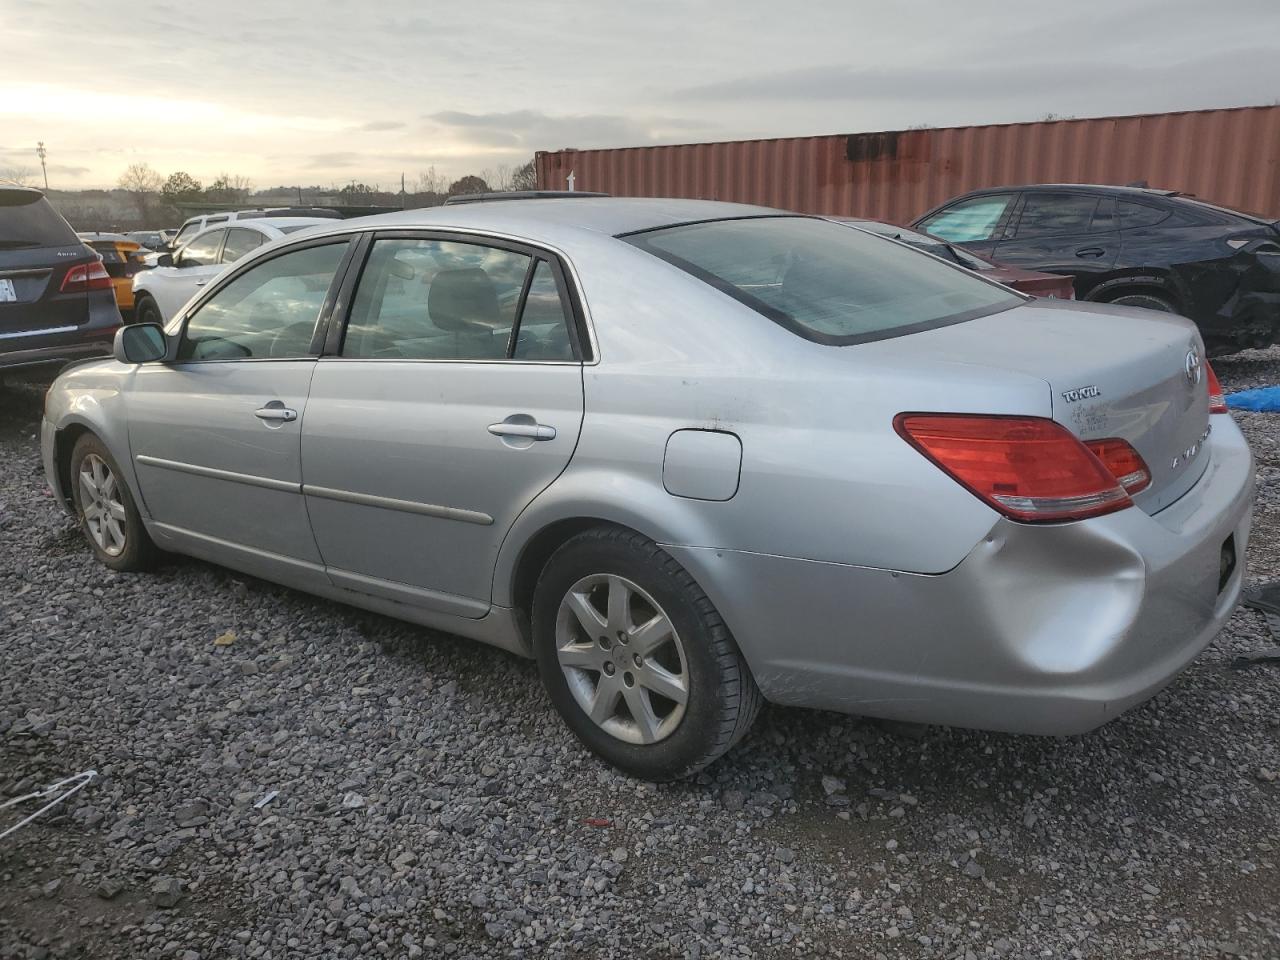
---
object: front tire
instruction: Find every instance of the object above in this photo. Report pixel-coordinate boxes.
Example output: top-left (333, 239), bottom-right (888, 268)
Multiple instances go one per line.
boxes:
top-left (69, 433), bottom-right (157, 572)
top-left (134, 294), bottom-right (163, 327)
top-left (531, 526), bottom-right (762, 780)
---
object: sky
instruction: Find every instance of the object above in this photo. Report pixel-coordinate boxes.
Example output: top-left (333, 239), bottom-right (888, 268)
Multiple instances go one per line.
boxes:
top-left (1, 0), bottom-right (1278, 192)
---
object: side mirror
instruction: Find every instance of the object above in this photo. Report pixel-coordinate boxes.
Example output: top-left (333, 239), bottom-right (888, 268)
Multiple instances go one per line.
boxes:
top-left (155, 252), bottom-right (173, 267)
top-left (114, 323), bottom-right (168, 364)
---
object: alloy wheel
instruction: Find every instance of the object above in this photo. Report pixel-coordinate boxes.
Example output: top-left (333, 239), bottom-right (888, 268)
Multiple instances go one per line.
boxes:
top-left (554, 573), bottom-right (689, 745)
top-left (79, 453), bottom-right (127, 557)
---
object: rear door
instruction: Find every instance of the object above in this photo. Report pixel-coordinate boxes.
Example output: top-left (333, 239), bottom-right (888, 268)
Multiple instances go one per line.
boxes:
top-left (301, 232), bottom-right (586, 615)
top-left (991, 191), bottom-right (1119, 283)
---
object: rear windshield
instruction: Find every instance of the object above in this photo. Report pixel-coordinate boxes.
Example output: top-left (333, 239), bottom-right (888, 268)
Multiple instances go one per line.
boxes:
top-left (626, 216), bottom-right (1022, 345)
top-left (0, 192), bottom-right (79, 248)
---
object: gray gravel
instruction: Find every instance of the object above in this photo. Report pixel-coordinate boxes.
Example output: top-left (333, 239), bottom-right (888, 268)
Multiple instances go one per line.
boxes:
top-left (3, 352), bottom-right (1280, 959)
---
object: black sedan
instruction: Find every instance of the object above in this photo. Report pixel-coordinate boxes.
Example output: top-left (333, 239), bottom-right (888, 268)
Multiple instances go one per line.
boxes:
top-left (913, 184), bottom-right (1280, 355)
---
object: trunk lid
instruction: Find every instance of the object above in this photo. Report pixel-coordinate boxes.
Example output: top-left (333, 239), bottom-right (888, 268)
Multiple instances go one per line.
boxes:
top-left (891, 298), bottom-right (1211, 514)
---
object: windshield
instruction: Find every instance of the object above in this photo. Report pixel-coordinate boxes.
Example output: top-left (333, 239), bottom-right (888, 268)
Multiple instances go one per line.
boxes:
top-left (0, 192), bottom-right (79, 248)
top-left (627, 216), bottom-right (1022, 345)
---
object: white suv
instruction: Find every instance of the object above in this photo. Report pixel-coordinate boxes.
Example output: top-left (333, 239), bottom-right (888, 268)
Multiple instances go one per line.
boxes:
top-left (133, 218), bottom-right (332, 323)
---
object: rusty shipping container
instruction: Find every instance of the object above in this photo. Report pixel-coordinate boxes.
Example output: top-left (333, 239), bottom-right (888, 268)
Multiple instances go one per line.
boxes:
top-left (535, 105), bottom-right (1280, 224)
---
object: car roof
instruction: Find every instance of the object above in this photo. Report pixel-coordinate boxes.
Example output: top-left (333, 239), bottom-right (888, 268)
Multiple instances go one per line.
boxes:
top-left (303, 197), bottom-right (787, 244)
top-left (0, 183), bottom-right (44, 198)
top-left (958, 183), bottom-right (1182, 199)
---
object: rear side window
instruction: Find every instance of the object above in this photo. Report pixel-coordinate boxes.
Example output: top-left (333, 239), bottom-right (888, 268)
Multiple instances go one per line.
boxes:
top-left (626, 216), bottom-right (1022, 345)
top-left (918, 194), bottom-right (1015, 242)
top-left (1012, 193), bottom-right (1106, 238)
top-left (221, 228), bottom-right (264, 263)
top-left (342, 237), bottom-right (576, 361)
top-left (0, 192), bottom-right (79, 247)
top-left (1119, 201), bottom-right (1171, 228)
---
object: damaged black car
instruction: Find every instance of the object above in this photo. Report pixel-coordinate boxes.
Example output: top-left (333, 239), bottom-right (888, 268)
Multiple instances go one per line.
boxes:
top-left (913, 184), bottom-right (1280, 356)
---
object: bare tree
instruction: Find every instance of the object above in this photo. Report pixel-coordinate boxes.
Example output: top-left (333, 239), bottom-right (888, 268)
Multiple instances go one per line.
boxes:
top-left (447, 175), bottom-right (490, 197)
top-left (511, 159), bottom-right (537, 191)
top-left (482, 164), bottom-right (515, 192)
top-left (413, 167), bottom-right (446, 195)
top-left (0, 165), bottom-right (36, 186)
top-left (207, 172), bottom-right (253, 204)
top-left (118, 162), bottom-right (164, 219)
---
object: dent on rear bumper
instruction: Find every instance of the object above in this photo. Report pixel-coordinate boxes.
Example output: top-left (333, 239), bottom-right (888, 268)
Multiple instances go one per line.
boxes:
top-left (666, 416), bottom-right (1254, 735)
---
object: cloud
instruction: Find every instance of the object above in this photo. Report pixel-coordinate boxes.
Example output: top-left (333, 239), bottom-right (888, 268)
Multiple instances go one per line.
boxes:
top-left (306, 152), bottom-right (363, 169)
top-left (671, 49), bottom-right (1280, 110)
top-left (356, 120), bottom-right (406, 132)
top-left (429, 110), bottom-right (713, 152)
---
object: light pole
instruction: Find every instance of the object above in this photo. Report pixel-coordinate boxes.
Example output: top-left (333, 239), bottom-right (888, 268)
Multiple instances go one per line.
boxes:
top-left (36, 142), bottom-right (48, 190)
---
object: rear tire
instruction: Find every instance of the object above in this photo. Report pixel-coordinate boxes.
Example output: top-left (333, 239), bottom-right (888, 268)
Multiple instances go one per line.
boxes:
top-left (531, 526), bottom-right (762, 781)
top-left (69, 433), bottom-right (157, 572)
top-left (134, 295), bottom-right (163, 327)
top-left (1106, 291), bottom-right (1176, 313)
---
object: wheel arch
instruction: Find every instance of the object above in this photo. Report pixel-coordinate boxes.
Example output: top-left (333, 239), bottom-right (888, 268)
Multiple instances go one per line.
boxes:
top-left (1085, 272), bottom-right (1186, 311)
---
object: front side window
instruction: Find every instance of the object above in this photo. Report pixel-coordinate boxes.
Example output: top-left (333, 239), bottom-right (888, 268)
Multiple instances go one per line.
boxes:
top-left (918, 194), bottom-right (1014, 242)
top-left (627, 216), bottom-right (1022, 345)
top-left (221, 227), bottom-right (264, 263)
top-left (178, 242), bottom-right (347, 361)
top-left (342, 237), bottom-right (575, 361)
top-left (1012, 193), bottom-right (1105, 238)
top-left (177, 229), bottom-right (224, 267)
top-left (172, 222), bottom-right (202, 247)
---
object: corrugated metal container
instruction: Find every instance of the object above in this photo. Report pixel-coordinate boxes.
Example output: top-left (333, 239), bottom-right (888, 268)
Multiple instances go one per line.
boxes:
top-left (536, 105), bottom-right (1280, 223)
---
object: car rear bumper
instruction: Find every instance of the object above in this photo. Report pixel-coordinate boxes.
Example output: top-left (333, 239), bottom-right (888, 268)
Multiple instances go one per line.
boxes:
top-left (666, 415), bottom-right (1254, 735)
top-left (0, 294), bottom-right (119, 371)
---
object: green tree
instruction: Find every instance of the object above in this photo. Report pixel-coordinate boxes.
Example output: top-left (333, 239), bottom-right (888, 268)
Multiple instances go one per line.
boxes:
top-left (161, 171), bottom-right (203, 201)
top-left (447, 174), bottom-right (489, 197)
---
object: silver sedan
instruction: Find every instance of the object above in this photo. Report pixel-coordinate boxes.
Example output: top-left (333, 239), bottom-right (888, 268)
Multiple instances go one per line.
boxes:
top-left (40, 198), bottom-right (1254, 780)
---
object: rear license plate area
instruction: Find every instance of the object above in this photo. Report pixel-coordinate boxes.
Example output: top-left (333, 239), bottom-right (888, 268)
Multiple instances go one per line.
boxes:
top-left (1219, 533), bottom-right (1237, 594)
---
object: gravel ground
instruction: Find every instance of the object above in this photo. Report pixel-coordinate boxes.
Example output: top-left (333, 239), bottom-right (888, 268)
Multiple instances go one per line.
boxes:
top-left (3, 353), bottom-right (1280, 960)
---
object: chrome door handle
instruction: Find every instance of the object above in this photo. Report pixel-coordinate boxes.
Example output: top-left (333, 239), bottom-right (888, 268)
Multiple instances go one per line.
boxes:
top-left (488, 422), bottom-right (556, 441)
top-left (255, 406), bottom-right (298, 422)
top-left (194, 280), bottom-right (208, 287)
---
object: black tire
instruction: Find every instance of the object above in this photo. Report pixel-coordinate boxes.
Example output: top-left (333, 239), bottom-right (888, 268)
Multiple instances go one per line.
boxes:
top-left (68, 432), bottom-right (157, 572)
top-left (134, 294), bottom-right (163, 327)
top-left (1107, 291), bottom-right (1176, 313)
top-left (531, 526), bottom-right (762, 780)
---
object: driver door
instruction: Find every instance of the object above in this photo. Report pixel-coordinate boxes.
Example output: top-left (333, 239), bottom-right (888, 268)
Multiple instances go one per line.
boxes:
top-left (147, 227), bottom-right (227, 320)
top-left (126, 237), bottom-right (356, 584)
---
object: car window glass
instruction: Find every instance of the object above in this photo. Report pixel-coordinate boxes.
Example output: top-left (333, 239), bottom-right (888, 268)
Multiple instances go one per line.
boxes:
top-left (1119, 201), bottom-right (1171, 228)
top-left (173, 222), bottom-right (202, 247)
top-left (178, 242), bottom-right (347, 361)
top-left (513, 259), bottom-right (574, 360)
top-left (1013, 193), bottom-right (1102, 238)
top-left (628, 216), bottom-right (1022, 345)
top-left (178, 229), bottom-right (224, 266)
top-left (221, 228), bottom-right (264, 263)
top-left (343, 237), bottom-right (531, 360)
top-left (918, 194), bottom-right (1014, 242)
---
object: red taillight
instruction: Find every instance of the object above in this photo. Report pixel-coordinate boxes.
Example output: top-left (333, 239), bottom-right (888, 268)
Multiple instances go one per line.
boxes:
top-left (1084, 438), bottom-right (1151, 495)
top-left (1205, 362), bottom-right (1227, 414)
top-left (60, 260), bottom-right (113, 293)
top-left (894, 413), bottom-right (1132, 523)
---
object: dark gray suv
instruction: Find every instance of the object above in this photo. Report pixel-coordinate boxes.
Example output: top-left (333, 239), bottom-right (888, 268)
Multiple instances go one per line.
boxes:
top-left (0, 185), bottom-right (121, 375)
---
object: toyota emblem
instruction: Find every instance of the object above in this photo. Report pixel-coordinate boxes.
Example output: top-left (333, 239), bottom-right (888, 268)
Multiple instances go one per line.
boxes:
top-left (1185, 349), bottom-right (1202, 386)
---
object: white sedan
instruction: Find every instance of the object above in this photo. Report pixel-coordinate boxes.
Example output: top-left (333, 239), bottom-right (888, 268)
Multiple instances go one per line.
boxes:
top-left (132, 218), bottom-right (331, 324)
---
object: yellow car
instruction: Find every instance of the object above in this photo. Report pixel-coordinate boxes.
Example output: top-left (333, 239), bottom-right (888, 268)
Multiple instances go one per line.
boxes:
top-left (77, 233), bottom-right (149, 314)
